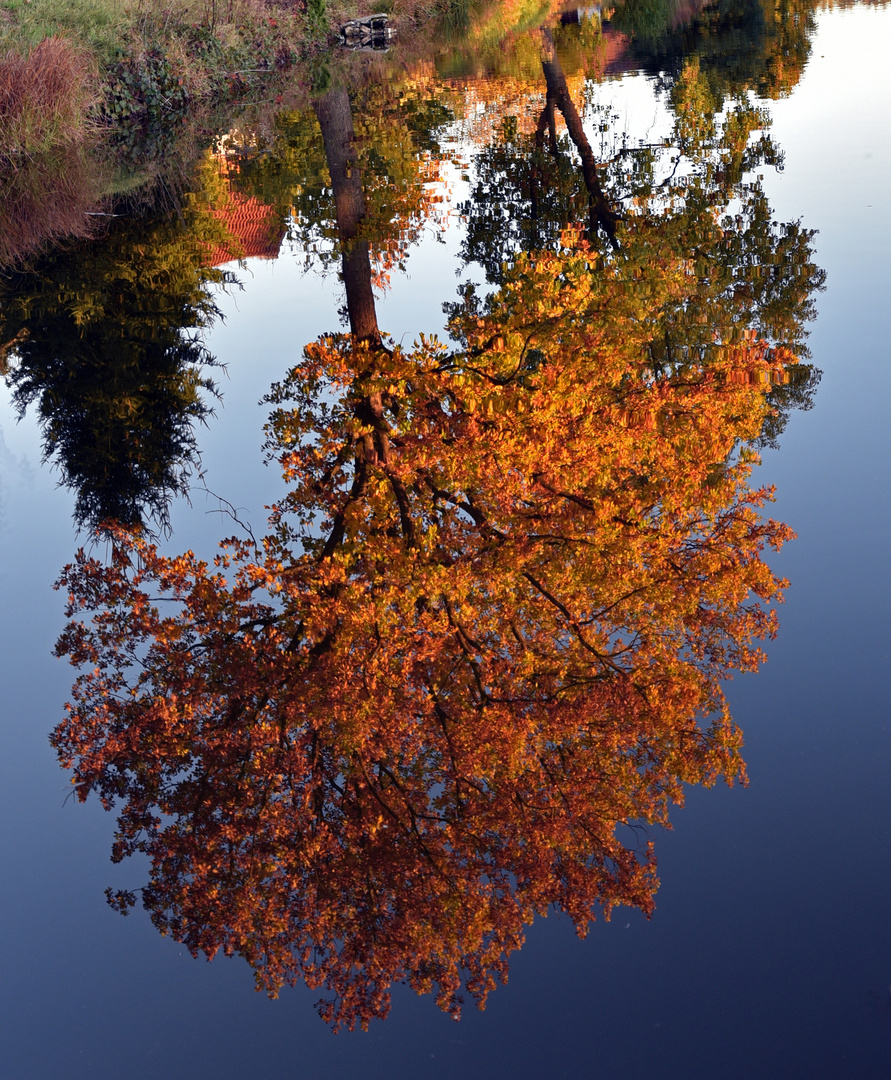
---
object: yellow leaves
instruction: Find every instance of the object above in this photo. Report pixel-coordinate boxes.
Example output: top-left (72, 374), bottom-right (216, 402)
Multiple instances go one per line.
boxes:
top-left (49, 179), bottom-right (807, 1029)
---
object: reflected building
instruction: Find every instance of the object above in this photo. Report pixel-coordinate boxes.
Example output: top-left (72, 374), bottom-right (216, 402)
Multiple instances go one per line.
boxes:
top-left (205, 147), bottom-right (287, 266)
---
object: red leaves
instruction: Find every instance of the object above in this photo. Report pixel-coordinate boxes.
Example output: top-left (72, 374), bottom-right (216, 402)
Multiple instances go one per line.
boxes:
top-left (50, 245), bottom-right (798, 1029)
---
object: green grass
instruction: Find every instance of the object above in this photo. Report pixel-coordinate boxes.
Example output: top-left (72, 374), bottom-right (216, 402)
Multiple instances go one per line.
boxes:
top-left (0, 0), bottom-right (129, 59)
top-left (0, 0), bottom-right (317, 69)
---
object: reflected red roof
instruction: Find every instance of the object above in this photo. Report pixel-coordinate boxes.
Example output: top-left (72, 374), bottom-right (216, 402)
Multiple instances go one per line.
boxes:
top-left (205, 175), bottom-right (285, 267)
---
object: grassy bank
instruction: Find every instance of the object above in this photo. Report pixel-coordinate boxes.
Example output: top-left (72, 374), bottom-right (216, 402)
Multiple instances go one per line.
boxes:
top-left (0, 0), bottom-right (319, 144)
top-left (0, 0), bottom-right (455, 160)
top-left (0, 0), bottom-right (562, 161)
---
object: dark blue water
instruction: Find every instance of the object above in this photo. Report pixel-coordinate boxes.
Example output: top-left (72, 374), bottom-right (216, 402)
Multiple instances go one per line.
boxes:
top-left (1, 6), bottom-right (889, 1077)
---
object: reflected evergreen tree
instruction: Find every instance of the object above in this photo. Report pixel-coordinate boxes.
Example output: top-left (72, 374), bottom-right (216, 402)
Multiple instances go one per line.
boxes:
top-left (609, 0), bottom-right (681, 42)
top-left (0, 166), bottom-right (235, 531)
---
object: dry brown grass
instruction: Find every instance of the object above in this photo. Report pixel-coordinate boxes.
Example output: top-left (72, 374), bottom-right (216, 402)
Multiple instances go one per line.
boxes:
top-left (0, 36), bottom-right (98, 164)
top-left (0, 145), bottom-right (107, 266)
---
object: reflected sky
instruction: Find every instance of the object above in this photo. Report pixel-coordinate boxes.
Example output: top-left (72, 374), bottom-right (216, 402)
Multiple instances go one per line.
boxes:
top-left (1, 5), bottom-right (890, 1077)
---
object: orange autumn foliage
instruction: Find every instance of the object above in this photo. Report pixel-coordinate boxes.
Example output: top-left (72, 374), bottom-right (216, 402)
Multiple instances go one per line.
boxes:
top-left (53, 236), bottom-right (795, 1030)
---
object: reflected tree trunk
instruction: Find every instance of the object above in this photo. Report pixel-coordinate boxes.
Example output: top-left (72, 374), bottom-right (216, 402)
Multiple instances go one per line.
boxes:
top-left (539, 28), bottom-right (621, 247)
top-left (314, 88), bottom-right (382, 346)
top-left (312, 88), bottom-right (414, 551)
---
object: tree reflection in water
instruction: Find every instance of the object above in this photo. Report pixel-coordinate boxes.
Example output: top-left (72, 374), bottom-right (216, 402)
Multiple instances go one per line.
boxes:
top-left (51, 13), bottom-right (825, 1032)
top-left (0, 161), bottom-right (238, 532)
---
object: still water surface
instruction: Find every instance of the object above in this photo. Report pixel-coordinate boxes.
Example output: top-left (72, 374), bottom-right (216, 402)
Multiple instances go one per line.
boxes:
top-left (1, 4), bottom-right (890, 1077)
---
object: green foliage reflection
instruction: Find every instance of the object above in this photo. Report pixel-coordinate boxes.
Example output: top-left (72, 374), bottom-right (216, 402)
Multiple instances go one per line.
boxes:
top-left (0, 164), bottom-right (234, 531)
